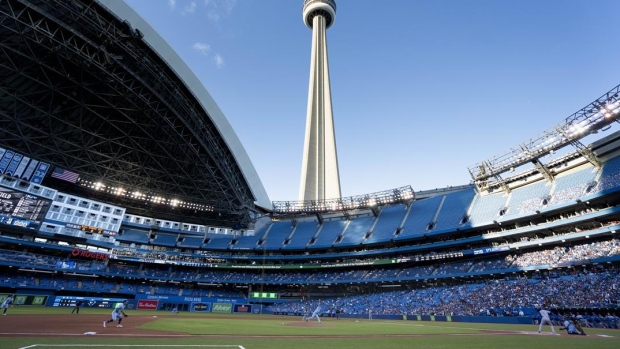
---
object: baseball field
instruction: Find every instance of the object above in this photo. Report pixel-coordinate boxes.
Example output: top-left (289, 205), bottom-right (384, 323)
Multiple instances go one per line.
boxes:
top-left (0, 307), bottom-right (618, 349)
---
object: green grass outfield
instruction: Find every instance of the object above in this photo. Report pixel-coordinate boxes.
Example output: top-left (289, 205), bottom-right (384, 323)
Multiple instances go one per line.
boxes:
top-left (1, 307), bottom-right (619, 349)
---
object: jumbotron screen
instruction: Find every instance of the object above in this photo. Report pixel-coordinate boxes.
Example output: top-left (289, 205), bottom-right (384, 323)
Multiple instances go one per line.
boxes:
top-left (0, 186), bottom-right (51, 231)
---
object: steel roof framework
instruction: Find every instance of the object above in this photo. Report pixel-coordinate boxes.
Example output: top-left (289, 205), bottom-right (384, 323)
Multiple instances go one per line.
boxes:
top-left (0, 0), bottom-right (256, 226)
top-left (468, 84), bottom-right (620, 190)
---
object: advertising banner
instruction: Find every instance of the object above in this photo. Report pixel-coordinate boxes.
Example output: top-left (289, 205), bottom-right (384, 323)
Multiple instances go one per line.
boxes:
top-left (233, 304), bottom-right (252, 313)
top-left (137, 299), bottom-right (159, 310)
top-left (191, 302), bottom-right (211, 312)
top-left (211, 303), bottom-right (232, 314)
top-left (0, 294), bottom-right (48, 306)
top-left (0, 150), bottom-right (14, 173)
top-left (31, 162), bottom-right (50, 184)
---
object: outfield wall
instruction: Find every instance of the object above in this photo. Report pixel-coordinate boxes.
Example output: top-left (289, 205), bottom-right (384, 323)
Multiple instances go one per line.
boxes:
top-left (1, 290), bottom-right (261, 315)
top-left (271, 311), bottom-right (533, 325)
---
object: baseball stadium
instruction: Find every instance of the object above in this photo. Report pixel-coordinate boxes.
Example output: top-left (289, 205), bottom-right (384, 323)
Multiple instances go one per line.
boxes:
top-left (0, 0), bottom-right (619, 348)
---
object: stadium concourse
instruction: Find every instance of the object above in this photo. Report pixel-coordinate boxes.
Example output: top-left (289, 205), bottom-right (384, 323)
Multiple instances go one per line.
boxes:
top-left (0, 0), bottom-right (620, 327)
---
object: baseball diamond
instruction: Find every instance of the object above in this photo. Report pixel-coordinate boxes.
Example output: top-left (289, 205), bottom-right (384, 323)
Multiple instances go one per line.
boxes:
top-left (0, 1), bottom-right (619, 349)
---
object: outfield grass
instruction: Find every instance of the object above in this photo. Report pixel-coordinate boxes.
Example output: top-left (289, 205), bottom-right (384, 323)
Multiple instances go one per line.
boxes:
top-left (1, 307), bottom-right (618, 349)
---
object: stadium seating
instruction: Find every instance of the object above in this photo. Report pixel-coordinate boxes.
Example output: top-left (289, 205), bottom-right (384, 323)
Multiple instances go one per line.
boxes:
top-left (259, 221), bottom-right (294, 250)
top-left (548, 165), bottom-right (597, 206)
top-left (282, 220), bottom-right (320, 250)
top-left (467, 191), bottom-right (509, 226)
top-left (334, 215), bottom-right (375, 247)
top-left (177, 235), bottom-right (204, 248)
top-left (311, 219), bottom-right (347, 248)
top-left (202, 234), bottom-right (233, 250)
top-left (594, 155), bottom-right (620, 193)
top-left (395, 196), bottom-right (443, 240)
top-left (432, 188), bottom-right (476, 232)
top-left (505, 180), bottom-right (551, 217)
top-left (151, 233), bottom-right (178, 247)
top-left (231, 232), bottom-right (264, 251)
top-left (363, 204), bottom-right (408, 244)
top-left (117, 229), bottom-right (150, 244)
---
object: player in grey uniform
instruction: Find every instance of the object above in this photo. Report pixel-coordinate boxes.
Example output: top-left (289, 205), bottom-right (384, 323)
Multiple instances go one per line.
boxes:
top-left (561, 318), bottom-right (586, 335)
top-left (538, 307), bottom-right (556, 334)
top-left (1, 295), bottom-right (14, 315)
top-left (103, 300), bottom-right (129, 328)
top-left (305, 300), bottom-right (322, 324)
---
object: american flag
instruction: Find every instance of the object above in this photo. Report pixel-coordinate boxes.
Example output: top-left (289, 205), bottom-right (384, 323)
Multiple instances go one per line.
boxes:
top-left (50, 167), bottom-right (80, 183)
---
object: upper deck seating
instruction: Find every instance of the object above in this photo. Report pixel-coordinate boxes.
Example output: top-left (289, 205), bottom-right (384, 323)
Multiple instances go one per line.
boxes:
top-left (334, 215), bottom-right (376, 247)
top-left (468, 191), bottom-right (509, 226)
top-left (283, 220), bottom-right (320, 250)
top-left (395, 196), bottom-right (442, 241)
top-left (432, 188), bottom-right (476, 232)
top-left (311, 219), bottom-right (347, 248)
top-left (259, 221), bottom-right (294, 250)
top-left (363, 204), bottom-right (408, 244)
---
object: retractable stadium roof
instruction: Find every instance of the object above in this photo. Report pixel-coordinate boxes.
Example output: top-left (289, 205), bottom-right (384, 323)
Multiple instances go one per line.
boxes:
top-left (0, 0), bottom-right (270, 227)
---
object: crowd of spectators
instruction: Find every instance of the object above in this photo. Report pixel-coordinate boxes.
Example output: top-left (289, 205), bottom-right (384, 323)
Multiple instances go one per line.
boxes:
top-left (1, 238), bottom-right (619, 284)
top-left (1, 237), bottom-right (618, 320)
top-left (266, 266), bottom-right (619, 319)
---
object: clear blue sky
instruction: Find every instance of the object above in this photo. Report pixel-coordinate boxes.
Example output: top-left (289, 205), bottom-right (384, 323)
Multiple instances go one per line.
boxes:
top-left (124, 0), bottom-right (620, 202)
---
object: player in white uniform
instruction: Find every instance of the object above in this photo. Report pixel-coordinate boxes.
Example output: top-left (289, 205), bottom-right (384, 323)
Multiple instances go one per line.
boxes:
top-left (1, 295), bottom-right (14, 315)
top-left (305, 300), bottom-right (322, 324)
top-left (103, 300), bottom-right (128, 328)
top-left (538, 307), bottom-right (556, 334)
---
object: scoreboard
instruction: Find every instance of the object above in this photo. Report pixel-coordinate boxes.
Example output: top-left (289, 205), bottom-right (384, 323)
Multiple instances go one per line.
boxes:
top-left (65, 222), bottom-right (117, 236)
top-left (250, 292), bottom-right (278, 299)
top-left (53, 296), bottom-right (128, 309)
top-left (0, 186), bottom-right (51, 231)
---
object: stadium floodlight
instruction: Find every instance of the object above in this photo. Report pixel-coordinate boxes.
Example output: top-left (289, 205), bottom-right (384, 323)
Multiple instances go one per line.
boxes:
top-left (468, 83), bottom-right (620, 183)
top-left (79, 179), bottom-right (216, 212)
top-left (272, 185), bottom-right (414, 216)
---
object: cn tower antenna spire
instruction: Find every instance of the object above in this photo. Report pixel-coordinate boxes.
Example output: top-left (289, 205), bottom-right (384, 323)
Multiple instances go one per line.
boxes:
top-left (299, 0), bottom-right (341, 202)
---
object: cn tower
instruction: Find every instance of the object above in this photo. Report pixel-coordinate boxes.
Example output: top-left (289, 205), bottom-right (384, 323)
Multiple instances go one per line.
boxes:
top-left (299, 0), bottom-right (341, 201)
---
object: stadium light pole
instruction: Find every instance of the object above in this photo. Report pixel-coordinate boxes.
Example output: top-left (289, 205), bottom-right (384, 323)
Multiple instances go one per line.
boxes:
top-left (299, 0), bottom-right (342, 202)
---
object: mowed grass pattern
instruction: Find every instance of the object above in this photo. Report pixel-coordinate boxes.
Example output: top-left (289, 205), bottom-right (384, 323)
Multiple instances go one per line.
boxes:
top-left (0, 307), bottom-right (618, 349)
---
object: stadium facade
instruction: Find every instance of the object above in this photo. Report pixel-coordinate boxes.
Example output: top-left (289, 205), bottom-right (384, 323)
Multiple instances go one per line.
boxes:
top-left (0, 0), bottom-right (619, 319)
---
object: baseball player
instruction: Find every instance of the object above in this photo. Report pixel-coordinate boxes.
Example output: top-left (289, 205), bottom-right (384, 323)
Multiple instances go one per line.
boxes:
top-left (71, 299), bottom-right (83, 314)
top-left (538, 306), bottom-right (556, 334)
top-left (103, 299), bottom-right (129, 328)
top-left (1, 295), bottom-right (15, 315)
top-left (561, 318), bottom-right (586, 335)
top-left (305, 300), bottom-right (322, 324)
